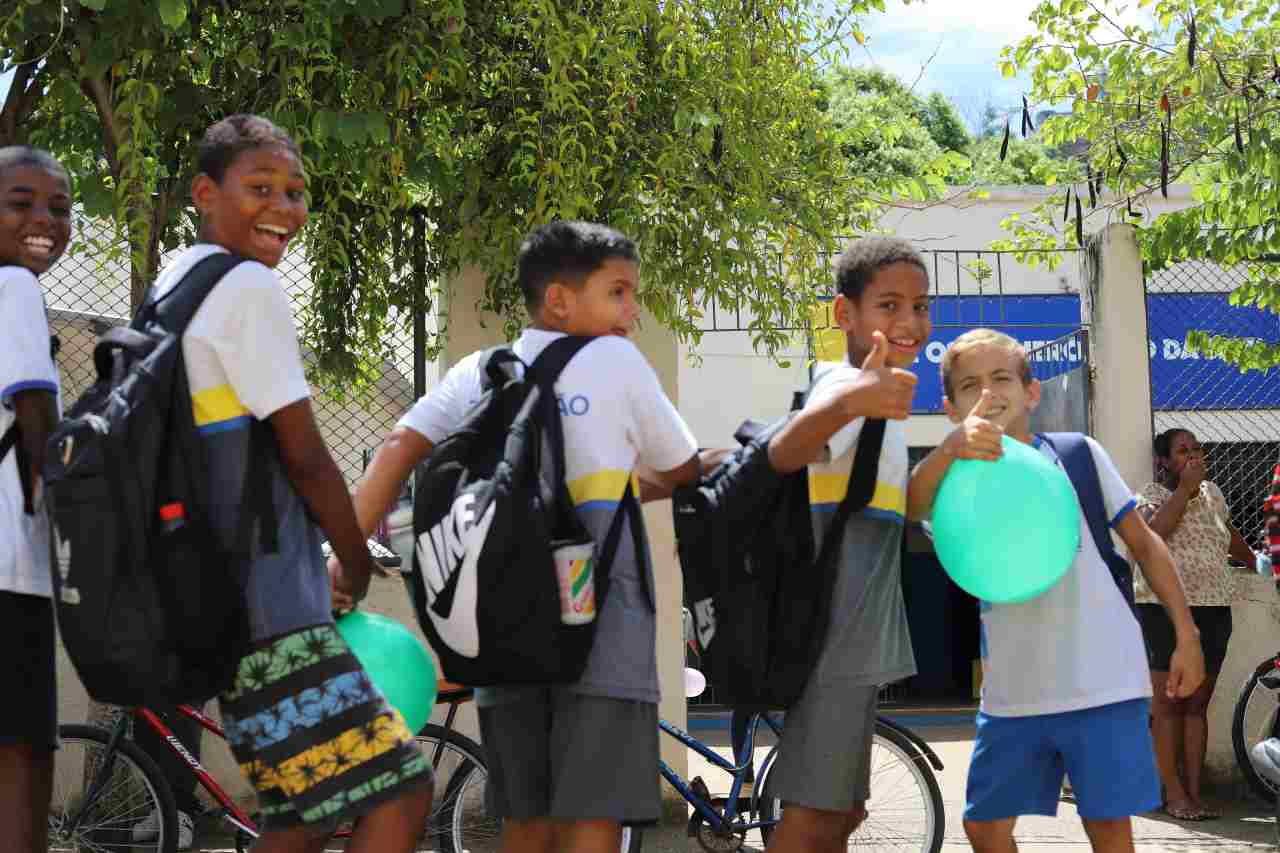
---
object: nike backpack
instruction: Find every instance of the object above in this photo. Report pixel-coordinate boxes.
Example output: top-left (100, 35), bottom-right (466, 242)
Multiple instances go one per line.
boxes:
top-left (42, 253), bottom-right (275, 706)
top-left (673, 385), bottom-right (886, 711)
top-left (408, 336), bottom-right (640, 686)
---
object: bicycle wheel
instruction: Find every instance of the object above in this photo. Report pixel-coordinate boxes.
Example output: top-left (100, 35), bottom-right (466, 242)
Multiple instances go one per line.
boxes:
top-left (1233, 655), bottom-right (1280, 801)
top-left (50, 723), bottom-right (178, 853)
top-left (759, 721), bottom-right (944, 853)
top-left (432, 740), bottom-right (639, 853)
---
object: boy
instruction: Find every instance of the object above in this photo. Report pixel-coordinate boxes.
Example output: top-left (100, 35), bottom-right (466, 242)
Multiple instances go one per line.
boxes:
top-left (342, 221), bottom-right (701, 852)
top-left (906, 328), bottom-right (1205, 853)
top-left (157, 115), bottom-right (432, 853)
top-left (0, 145), bottom-right (72, 853)
top-left (762, 236), bottom-right (928, 853)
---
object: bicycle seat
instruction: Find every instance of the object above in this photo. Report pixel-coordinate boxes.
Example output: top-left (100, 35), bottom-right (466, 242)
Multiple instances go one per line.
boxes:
top-left (436, 679), bottom-right (474, 703)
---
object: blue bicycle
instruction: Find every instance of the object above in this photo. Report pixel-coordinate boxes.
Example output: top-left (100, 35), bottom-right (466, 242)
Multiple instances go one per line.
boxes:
top-left (628, 708), bottom-right (945, 852)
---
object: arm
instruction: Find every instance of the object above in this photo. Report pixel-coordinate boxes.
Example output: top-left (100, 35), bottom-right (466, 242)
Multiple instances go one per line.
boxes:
top-left (906, 445), bottom-right (954, 522)
top-left (269, 398), bottom-right (376, 603)
top-left (906, 390), bottom-right (1004, 521)
top-left (1141, 486), bottom-right (1192, 541)
top-left (353, 426), bottom-right (434, 536)
top-left (1116, 510), bottom-right (1205, 697)
top-left (11, 388), bottom-right (58, 502)
top-left (1228, 524), bottom-right (1255, 567)
top-left (636, 454), bottom-right (701, 503)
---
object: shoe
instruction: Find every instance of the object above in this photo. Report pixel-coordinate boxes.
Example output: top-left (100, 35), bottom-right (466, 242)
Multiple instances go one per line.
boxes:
top-left (132, 808), bottom-right (195, 849)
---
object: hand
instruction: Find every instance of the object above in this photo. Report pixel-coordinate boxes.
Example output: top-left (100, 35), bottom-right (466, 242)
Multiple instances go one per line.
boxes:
top-left (1166, 638), bottom-right (1206, 699)
top-left (328, 553), bottom-right (370, 614)
top-left (841, 331), bottom-right (918, 421)
top-left (942, 389), bottom-right (1005, 461)
top-left (1177, 458), bottom-right (1206, 494)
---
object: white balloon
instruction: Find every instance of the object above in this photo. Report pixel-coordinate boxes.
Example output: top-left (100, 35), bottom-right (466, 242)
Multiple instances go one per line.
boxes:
top-left (683, 667), bottom-right (707, 699)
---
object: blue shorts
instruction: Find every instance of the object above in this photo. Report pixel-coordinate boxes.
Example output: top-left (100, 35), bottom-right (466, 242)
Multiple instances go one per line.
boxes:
top-left (965, 698), bottom-right (1160, 822)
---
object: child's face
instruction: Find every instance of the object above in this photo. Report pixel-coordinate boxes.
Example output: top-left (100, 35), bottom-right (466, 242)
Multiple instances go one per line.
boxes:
top-left (544, 257), bottom-right (641, 338)
top-left (0, 164), bottom-right (72, 275)
top-left (834, 261), bottom-right (930, 368)
top-left (192, 145), bottom-right (307, 268)
top-left (944, 343), bottom-right (1041, 431)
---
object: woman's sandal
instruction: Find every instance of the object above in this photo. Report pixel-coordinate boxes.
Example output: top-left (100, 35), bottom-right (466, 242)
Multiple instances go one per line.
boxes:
top-left (1162, 803), bottom-right (1209, 821)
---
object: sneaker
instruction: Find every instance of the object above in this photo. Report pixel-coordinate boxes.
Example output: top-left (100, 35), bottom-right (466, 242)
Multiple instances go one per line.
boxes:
top-left (132, 808), bottom-right (195, 850)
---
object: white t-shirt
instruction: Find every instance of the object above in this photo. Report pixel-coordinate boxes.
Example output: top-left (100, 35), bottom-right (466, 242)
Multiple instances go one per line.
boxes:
top-left (400, 329), bottom-right (697, 703)
top-left (976, 435), bottom-right (1148, 717)
top-left (0, 266), bottom-right (59, 597)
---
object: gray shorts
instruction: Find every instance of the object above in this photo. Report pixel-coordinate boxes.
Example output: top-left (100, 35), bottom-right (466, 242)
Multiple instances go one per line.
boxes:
top-left (769, 683), bottom-right (878, 813)
top-left (478, 688), bottom-right (661, 824)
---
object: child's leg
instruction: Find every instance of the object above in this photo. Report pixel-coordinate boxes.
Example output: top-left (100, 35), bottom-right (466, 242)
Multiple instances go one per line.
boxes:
top-left (500, 817), bottom-right (556, 853)
top-left (962, 816), bottom-right (1018, 853)
top-left (346, 784), bottom-right (433, 853)
top-left (1081, 817), bottom-right (1136, 853)
top-left (1180, 673), bottom-right (1218, 810)
top-left (251, 825), bottom-right (331, 853)
top-left (555, 818), bottom-right (624, 853)
top-left (0, 744), bottom-right (53, 853)
top-left (766, 803), bottom-right (866, 853)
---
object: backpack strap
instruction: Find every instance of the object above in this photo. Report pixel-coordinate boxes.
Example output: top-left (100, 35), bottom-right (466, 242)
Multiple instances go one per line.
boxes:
top-left (813, 418), bottom-right (887, 569)
top-left (1038, 432), bottom-right (1135, 610)
top-left (139, 252), bottom-right (245, 329)
top-left (0, 423), bottom-right (34, 515)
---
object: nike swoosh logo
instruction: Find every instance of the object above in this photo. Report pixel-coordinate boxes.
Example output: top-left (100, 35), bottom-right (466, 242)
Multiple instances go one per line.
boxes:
top-left (418, 500), bottom-right (494, 659)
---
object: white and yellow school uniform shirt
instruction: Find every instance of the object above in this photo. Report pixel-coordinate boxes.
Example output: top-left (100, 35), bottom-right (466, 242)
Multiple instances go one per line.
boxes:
top-left (151, 244), bottom-right (329, 641)
top-left (401, 329), bottom-right (697, 703)
top-left (0, 266), bottom-right (59, 597)
top-left (802, 362), bottom-right (916, 687)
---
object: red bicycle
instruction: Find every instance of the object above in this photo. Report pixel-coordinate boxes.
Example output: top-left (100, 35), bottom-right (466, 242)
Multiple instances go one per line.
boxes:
top-left (49, 681), bottom-right (489, 853)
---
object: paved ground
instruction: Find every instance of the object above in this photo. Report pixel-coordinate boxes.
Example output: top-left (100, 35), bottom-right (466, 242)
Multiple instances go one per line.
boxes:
top-left (181, 715), bottom-right (1276, 852)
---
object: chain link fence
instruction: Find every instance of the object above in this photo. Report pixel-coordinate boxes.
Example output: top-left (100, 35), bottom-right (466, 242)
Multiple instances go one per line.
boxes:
top-left (43, 214), bottom-right (429, 484)
top-left (1146, 260), bottom-right (1280, 543)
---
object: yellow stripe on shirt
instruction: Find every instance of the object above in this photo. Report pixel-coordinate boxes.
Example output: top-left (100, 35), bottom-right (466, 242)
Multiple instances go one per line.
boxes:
top-left (808, 472), bottom-right (906, 517)
top-left (192, 383), bottom-right (251, 430)
top-left (567, 469), bottom-right (636, 509)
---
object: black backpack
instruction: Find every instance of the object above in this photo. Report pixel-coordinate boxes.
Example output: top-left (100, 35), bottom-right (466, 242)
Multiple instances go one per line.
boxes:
top-left (42, 253), bottom-right (275, 706)
top-left (408, 336), bottom-right (639, 686)
top-left (674, 388), bottom-right (885, 711)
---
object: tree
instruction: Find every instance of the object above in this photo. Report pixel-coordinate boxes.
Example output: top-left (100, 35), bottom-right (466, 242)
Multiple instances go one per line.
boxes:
top-left (2, 0), bottom-right (929, 377)
top-left (997, 0), bottom-right (1280, 368)
top-left (819, 66), bottom-right (967, 194)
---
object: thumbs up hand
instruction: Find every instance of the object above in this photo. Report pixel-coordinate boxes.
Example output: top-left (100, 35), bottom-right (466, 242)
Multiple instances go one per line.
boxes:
top-left (836, 331), bottom-right (918, 421)
top-left (942, 389), bottom-right (1005, 461)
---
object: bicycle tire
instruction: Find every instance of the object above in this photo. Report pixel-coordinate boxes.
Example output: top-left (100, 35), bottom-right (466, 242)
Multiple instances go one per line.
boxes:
top-left (51, 723), bottom-right (179, 853)
top-left (1232, 655), bottom-right (1280, 802)
top-left (758, 721), bottom-right (944, 853)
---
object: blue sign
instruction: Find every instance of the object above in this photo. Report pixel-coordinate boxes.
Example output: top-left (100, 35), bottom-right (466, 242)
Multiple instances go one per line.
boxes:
top-left (905, 295), bottom-right (1080, 413)
top-left (1147, 292), bottom-right (1280, 410)
top-left (882, 292), bottom-right (1280, 413)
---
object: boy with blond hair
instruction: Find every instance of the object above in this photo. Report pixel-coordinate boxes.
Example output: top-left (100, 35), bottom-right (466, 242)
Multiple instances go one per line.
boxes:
top-left (907, 328), bottom-right (1204, 853)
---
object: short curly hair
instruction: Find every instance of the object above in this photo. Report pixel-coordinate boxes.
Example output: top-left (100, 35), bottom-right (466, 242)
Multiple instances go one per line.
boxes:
top-left (1154, 427), bottom-right (1194, 460)
top-left (197, 114), bottom-right (302, 184)
top-left (833, 236), bottom-right (928, 301)
top-left (0, 146), bottom-right (68, 182)
top-left (517, 220), bottom-right (639, 310)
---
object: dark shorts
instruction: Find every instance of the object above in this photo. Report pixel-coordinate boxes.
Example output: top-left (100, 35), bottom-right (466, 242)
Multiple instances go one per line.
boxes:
top-left (478, 689), bottom-right (660, 824)
top-left (1137, 604), bottom-right (1232, 674)
top-left (769, 683), bottom-right (878, 813)
top-left (0, 592), bottom-right (57, 751)
top-left (219, 623), bottom-right (432, 831)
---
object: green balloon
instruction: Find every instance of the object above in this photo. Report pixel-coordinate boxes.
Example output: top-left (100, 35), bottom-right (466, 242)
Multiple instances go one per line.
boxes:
top-left (932, 435), bottom-right (1081, 604)
top-left (336, 611), bottom-right (437, 734)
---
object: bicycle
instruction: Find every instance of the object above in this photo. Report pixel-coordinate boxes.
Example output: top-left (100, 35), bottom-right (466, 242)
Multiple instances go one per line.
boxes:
top-left (49, 681), bottom-right (488, 853)
top-left (1233, 649), bottom-right (1280, 801)
top-left (620, 706), bottom-right (945, 853)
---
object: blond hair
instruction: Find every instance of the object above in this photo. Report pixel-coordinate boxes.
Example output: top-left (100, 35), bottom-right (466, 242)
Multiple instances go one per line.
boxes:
top-left (941, 328), bottom-right (1032, 399)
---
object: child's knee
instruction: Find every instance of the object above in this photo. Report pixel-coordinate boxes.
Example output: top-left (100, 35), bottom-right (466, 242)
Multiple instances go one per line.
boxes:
top-left (1081, 816), bottom-right (1133, 851)
top-left (964, 816), bottom-right (1016, 852)
top-left (782, 806), bottom-right (856, 848)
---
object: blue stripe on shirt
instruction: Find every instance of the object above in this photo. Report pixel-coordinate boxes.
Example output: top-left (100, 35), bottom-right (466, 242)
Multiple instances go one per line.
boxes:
top-left (1110, 498), bottom-right (1136, 529)
top-left (196, 415), bottom-right (252, 435)
top-left (1, 379), bottom-right (57, 406)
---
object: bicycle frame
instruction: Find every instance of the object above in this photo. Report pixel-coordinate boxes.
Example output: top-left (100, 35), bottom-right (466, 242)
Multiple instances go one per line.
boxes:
top-left (658, 712), bottom-right (783, 833)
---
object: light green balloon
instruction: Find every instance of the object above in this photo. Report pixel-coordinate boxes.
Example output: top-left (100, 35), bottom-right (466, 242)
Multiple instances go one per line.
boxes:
top-left (337, 611), bottom-right (437, 733)
top-left (932, 435), bottom-right (1081, 604)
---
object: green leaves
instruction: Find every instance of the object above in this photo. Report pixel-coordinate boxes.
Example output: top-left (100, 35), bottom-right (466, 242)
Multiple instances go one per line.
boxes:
top-left (156, 0), bottom-right (187, 29)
